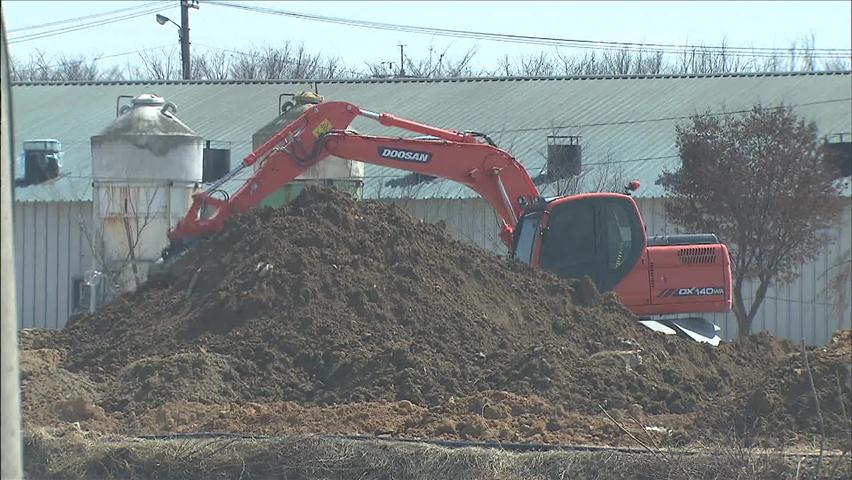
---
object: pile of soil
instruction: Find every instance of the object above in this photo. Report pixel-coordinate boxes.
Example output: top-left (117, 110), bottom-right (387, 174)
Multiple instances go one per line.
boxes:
top-left (21, 186), bottom-right (847, 446)
top-left (23, 392), bottom-right (692, 447)
top-left (713, 329), bottom-right (852, 446)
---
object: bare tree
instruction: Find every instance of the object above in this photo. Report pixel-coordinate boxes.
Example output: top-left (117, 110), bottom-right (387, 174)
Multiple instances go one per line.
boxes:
top-left (520, 51), bottom-right (557, 77)
top-left (366, 45), bottom-right (481, 78)
top-left (192, 50), bottom-right (230, 80)
top-left (79, 185), bottom-right (161, 300)
top-left (10, 34), bottom-right (849, 82)
top-left (133, 48), bottom-right (182, 80)
top-left (224, 43), bottom-right (345, 80)
top-left (10, 49), bottom-right (120, 81)
top-left (659, 105), bottom-right (846, 336)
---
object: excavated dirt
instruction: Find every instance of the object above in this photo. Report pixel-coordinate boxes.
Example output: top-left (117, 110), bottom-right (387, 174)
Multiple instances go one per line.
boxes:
top-left (22, 392), bottom-right (694, 447)
top-left (19, 186), bottom-right (851, 447)
top-left (709, 330), bottom-right (852, 447)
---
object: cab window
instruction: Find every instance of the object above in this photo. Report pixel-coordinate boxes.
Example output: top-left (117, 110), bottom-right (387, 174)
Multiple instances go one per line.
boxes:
top-left (605, 203), bottom-right (634, 270)
top-left (539, 201), bottom-right (598, 283)
top-left (513, 212), bottom-right (541, 264)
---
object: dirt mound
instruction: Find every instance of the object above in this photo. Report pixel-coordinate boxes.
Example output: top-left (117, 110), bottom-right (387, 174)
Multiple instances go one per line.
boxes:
top-left (19, 347), bottom-right (107, 428)
top-left (51, 187), bottom-right (670, 410)
top-left (82, 392), bottom-right (691, 446)
top-left (105, 350), bottom-right (252, 411)
top-left (714, 330), bottom-right (852, 446)
top-left (33, 186), bottom-right (817, 439)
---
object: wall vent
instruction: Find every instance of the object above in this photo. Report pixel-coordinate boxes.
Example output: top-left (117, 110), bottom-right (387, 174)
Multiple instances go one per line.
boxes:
top-left (202, 140), bottom-right (232, 183)
top-left (18, 139), bottom-right (62, 186)
top-left (824, 136), bottom-right (851, 178)
top-left (545, 135), bottom-right (582, 179)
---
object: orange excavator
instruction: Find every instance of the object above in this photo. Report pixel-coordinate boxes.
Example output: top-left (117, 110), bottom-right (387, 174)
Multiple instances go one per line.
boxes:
top-left (165, 97), bottom-right (732, 344)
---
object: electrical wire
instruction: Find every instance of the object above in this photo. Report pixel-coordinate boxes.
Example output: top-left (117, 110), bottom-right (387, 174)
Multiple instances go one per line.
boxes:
top-left (9, 6), bottom-right (169, 44)
top-left (10, 45), bottom-right (175, 76)
top-left (497, 97), bottom-right (852, 133)
top-left (193, 43), bottom-right (363, 78)
top-left (7, 2), bottom-right (165, 33)
top-left (13, 97), bottom-right (850, 181)
top-left (758, 295), bottom-right (845, 307)
top-left (8, 5), bottom-right (174, 44)
top-left (204, 1), bottom-right (852, 60)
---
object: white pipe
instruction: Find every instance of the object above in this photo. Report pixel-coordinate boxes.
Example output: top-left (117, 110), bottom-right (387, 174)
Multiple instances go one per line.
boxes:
top-left (495, 174), bottom-right (518, 225)
top-left (359, 109), bottom-right (380, 120)
top-left (1, 13), bottom-right (24, 479)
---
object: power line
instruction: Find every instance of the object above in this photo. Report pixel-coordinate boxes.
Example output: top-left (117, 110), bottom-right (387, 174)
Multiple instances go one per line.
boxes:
top-left (7, 2), bottom-right (165, 33)
top-left (10, 45), bottom-right (175, 76)
top-left (9, 6), bottom-right (169, 44)
top-left (205, 1), bottom-right (852, 60)
top-left (194, 43), bottom-right (363, 78)
top-left (747, 295), bottom-right (844, 307)
top-left (496, 97), bottom-right (852, 133)
top-left (8, 5), bottom-right (173, 44)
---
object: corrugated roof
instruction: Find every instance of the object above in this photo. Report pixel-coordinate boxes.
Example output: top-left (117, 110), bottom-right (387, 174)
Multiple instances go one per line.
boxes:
top-left (10, 71), bottom-right (852, 202)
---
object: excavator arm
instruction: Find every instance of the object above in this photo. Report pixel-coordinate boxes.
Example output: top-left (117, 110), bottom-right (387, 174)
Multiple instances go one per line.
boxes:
top-left (168, 101), bottom-right (540, 248)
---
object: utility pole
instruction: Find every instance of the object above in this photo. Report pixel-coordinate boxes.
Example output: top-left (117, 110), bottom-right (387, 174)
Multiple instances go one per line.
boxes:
top-left (180, 0), bottom-right (199, 80)
top-left (398, 44), bottom-right (406, 77)
top-left (1, 13), bottom-right (24, 480)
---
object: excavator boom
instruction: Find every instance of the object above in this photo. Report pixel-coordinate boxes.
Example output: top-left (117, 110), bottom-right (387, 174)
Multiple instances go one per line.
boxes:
top-left (169, 102), bottom-right (539, 247)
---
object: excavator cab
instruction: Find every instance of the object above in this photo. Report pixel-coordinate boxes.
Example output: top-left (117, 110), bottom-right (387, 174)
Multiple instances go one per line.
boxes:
top-left (513, 193), bottom-right (644, 294)
top-left (512, 191), bottom-right (731, 344)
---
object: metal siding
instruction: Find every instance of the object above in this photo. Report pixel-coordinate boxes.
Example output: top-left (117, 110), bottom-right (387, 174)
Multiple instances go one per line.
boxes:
top-left (55, 203), bottom-right (71, 328)
top-left (22, 203), bottom-right (36, 328)
top-left (383, 198), bottom-right (504, 254)
top-left (32, 203), bottom-right (46, 327)
top-left (14, 202), bottom-right (92, 329)
top-left (70, 203), bottom-right (87, 321)
top-left (14, 203), bottom-right (24, 330)
top-left (10, 73), bottom-right (851, 202)
top-left (46, 203), bottom-right (59, 328)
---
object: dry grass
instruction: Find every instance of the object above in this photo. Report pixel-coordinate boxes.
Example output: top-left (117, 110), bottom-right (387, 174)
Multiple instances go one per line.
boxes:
top-left (24, 429), bottom-right (852, 480)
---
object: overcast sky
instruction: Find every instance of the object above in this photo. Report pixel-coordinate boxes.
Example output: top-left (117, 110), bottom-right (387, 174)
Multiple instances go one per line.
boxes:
top-left (3, 1), bottom-right (851, 72)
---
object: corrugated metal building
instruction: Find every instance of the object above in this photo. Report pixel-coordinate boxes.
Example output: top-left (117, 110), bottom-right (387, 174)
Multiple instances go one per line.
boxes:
top-left (10, 72), bottom-right (852, 343)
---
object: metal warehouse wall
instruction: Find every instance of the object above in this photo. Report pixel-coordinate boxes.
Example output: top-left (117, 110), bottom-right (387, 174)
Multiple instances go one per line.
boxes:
top-left (639, 198), bottom-right (852, 345)
top-left (13, 201), bottom-right (94, 329)
top-left (387, 197), bottom-right (852, 345)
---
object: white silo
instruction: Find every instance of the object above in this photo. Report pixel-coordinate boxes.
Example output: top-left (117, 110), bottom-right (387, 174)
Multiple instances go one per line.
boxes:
top-left (252, 92), bottom-right (364, 207)
top-left (90, 94), bottom-right (203, 294)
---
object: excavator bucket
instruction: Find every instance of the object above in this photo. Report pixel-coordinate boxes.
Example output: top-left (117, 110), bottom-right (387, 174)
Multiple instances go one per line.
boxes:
top-left (146, 239), bottom-right (197, 286)
top-left (638, 317), bottom-right (721, 346)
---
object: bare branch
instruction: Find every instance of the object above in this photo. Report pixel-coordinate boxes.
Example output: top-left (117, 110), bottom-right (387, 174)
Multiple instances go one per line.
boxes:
top-left (660, 105), bottom-right (845, 335)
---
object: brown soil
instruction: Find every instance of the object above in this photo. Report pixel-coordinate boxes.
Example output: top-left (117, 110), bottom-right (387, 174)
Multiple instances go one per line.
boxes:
top-left (25, 392), bottom-right (694, 447)
top-left (20, 186), bottom-right (850, 448)
top-left (709, 329), bottom-right (852, 447)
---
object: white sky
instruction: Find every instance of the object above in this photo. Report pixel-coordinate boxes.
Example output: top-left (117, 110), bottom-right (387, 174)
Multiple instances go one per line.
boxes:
top-left (3, 1), bottom-right (851, 73)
